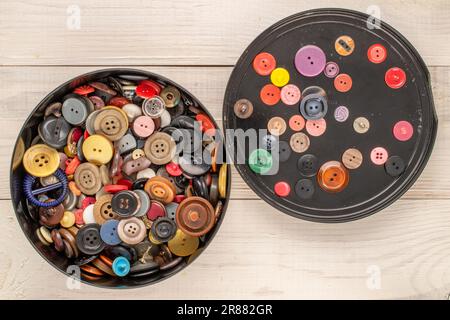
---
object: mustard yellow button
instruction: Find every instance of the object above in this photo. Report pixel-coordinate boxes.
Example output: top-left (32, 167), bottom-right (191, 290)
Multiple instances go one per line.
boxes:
top-left (335, 35), bottom-right (355, 56)
top-left (82, 134), bottom-right (114, 165)
top-left (168, 229), bottom-right (199, 257)
top-left (270, 68), bottom-right (290, 87)
top-left (60, 211), bottom-right (76, 228)
top-left (218, 163), bottom-right (227, 199)
top-left (23, 144), bottom-right (60, 177)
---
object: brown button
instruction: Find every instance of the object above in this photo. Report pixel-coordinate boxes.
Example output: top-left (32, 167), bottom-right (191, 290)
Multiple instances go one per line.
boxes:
top-left (74, 162), bottom-right (102, 196)
top-left (117, 217), bottom-right (147, 245)
top-left (51, 229), bottom-right (65, 252)
top-left (144, 132), bottom-right (176, 165)
top-left (92, 258), bottom-right (116, 277)
top-left (94, 194), bottom-right (119, 224)
top-left (80, 264), bottom-right (105, 277)
top-left (144, 176), bottom-right (176, 204)
top-left (234, 99), bottom-right (253, 119)
top-left (39, 202), bottom-right (64, 227)
top-left (289, 132), bottom-right (310, 153)
top-left (317, 161), bottom-right (349, 193)
top-left (99, 164), bottom-right (111, 185)
top-left (342, 148), bottom-right (363, 170)
top-left (122, 157), bottom-right (151, 176)
top-left (267, 116), bottom-right (287, 136)
top-left (63, 239), bottom-right (74, 258)
top-left (59, 228), bottom-right (79, 258)
top-left (160, 86), bottom-right (181, 108)
top-left (93, 106), bottom-right (128, 141)
top-left (176, 196), bottom-right (215, 237)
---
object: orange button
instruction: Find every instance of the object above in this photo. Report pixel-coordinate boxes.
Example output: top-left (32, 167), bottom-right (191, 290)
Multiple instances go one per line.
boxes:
top-left (260, 84), bottom-right (281, 106)
top-left (334, 74), bottom-right (353, 93)
top-left (317, 161), bottom-right (349, 193)
top-left (367, 44), bottom-right (387, 64)
top-left (253, 52), bottom-right (276, 76)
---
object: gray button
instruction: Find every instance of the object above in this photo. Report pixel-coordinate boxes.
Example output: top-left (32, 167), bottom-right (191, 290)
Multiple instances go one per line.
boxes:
top-left (134, 189), bottom-right (151, 217)
top-left (261, 134), bottom-right (278, 151)
top-left (117, 133), bottom-right (137, 155)
top-left (179, 152), bottom-right (211, 176)
top-left (142, 96), bottom-right (165, 118)
top-left (62, 95), bottom-right (89, 125)
top-left (165, 202), bottom-right (178, 222)
top-left (384, 156), bottom-right (405, 177)
top-left (300, 94), bottom-right (328, 120)
top-left (297, 154), bottom-right (318, 177)
top-left (38, 115), bottom-right (71, 149)
top-left (295, 179), bottom-right (315, 199)
top-left (278, 141), bottom-right (291, 162)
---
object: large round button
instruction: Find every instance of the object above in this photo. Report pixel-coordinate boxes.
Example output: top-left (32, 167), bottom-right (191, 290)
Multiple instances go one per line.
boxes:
top-left (82, 134), bottom-right (114, 165)
top-left (160, 86), bottom-right (181, 108)
top-left (62, 96), bottom-right (89, 125)
top-left (23, 144), bottom-right (60, 177)
top-left (253, 52), bottom-right (276, 76)
top-left (393, 120), bottom-right (414, 141)
top-left (290, 132), bottom-right (310, 153)
top-left (248, 149), bottom-right (272, 174)
top-left (295, 179), bottom-right (315, 199)
top-left (384, 156), bottom-right (406, 177)
top-left (76, 223), bottom-right (106, 255)
top-left (144, 132), bottom-right (176, 165)
top-left (93, 106), bottom-right (128, 141)
top-left (144, 176), bottom-right (176, 204)
top-left (385, 67), bottom-right (406, 89)
top-left (280, 84), bottom-right (301, 105)
top-left (294, 45), bottom-right (326, 77)
top-left (100, 219), bottom-right (121, 245)
top-left (151, 217), bottom-right (177, 242)
top-left (176, 196), bottom-right (215, 237)
top-left (38, 116), bottom-right (71, 149)
top-left (111, 190), bottom-right (141, 217)
top-left (267, 116), bottom-right (286, 136)
top-left (168, 229), bottom-right (199, 257)
top-left (270, 68), bottom-right (290, 87)
top-left (335, 35), bottom-right (355, 56)
top-left (368, 44), bottom-right (387, 64)
top-left (342, 148), bottom-right (363, 170)
top-left (297, 154), bottom-right (318, 177)
top-left (317, 161), bottom-right (349, 193)
top-left (233, 99), bottom-right (253, 119)
top-left (260, 134), bottom-right (277, 150)
top-left (179, 153), bottom-right (212, 176)
top-left (142, 96), bottom-right (166, 118)
top-left (117, 217), bottom-right (147, 245)
top-left (132, 115), bottom-right (155, 138)
top-left (93, 194), bottom-right (118, 224)
top-left (260, 84), bottom-right (281, 106)
top-left (74, 162), bottom-right (102, 195)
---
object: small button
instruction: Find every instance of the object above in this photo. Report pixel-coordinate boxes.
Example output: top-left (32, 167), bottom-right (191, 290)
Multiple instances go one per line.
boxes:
top-left (136, 168), bottom-right (156, 180)
top-left (342, 148), bottom-right (363, 170)
top-left (294, 179), bottom-right (315, 199)
top-left (260, 84), bottom-right (281, 106)
top-left (385, 67), bottom-right (406, 89)
top-left (165, 202), bottom-right (179, 222)
top-left (166, 162), bottom-right (183, 177)
top-left (334, 74), bottom-right (353, 92)
top-left (335, 35), bottom-right (355, 56)
top-left (278, 141), bottom-right (291, 162)
top-left (288, 115), bottom-right (305, 132)
top-left (334, 106), bottom-right (349, 122)
top-left (317, 161), bottom-right (349, 193)
top-left (109, 96), bottom-right (130, 108)
top-left (393, 120), bottom-right (414, 141)
top-left (274, 181), bottom-right (290, 197)
top-left (305, 119), bottom-right (327, 137)
top-left (23, 144), bottom-right (60, 177)
top-left (289, 132), bottom-right (310, 153)
top-left (93, 194), bottom-right (118, 224)
top-left (253, 52), bottom-right (276, 76)
top-left (62, 96), bottom-right (89, 125)
top-left (132, 149), bottom-right (145, 160)
top-left (111, 190), bottom-right (141, 217)
top-left (89, 96), bottom-right (105, 110)
top-left (133, 189), bottom-right (151, 217)
top-left (100, 219), bottom-right (121, 245)
top-left (300, 95), bottom-right (328, 120)
top-left (60, 210), bottom-right (75, 228)
top-left (93, 106), bottom-right (129, 141)
top-left (297, 154), bottom-right (318, 177)
top-left (168, 229), bottom-right (199, 257)
top-left (147, 200), bottom-right (166, 221)
top-left (117, 133), bottom-right (137, 155)
top-left (209, 175), bottom-right (219, 206)
top-left (270, 68), bottom-right (290, 87)
top-left (353, 117), bottom-right (370, 134)
top-left (142, 96), bottom-right (166, 118)
top-left (151, 217), bottom-right (177, 242)
top-left (324, 62), bottom-right (340, 78)
top-left (294, 45), bottom-right (326, 77)
top-left (267, 116), bottom-right (287, 136)
top-left (196, 113), bottom-right (216, 136)
top-left (38, 116), bottom-right (71, 149)
top-left (82, 204), bottom-right (96, 224)
top-left (368, 44), bottom-right (387, 64)
top-left (233, 99), bottom-right (254, 119)
top-left (74, 162), bottom-right (102, 195)
top-left (112, 256), bottom-right (130, 277)
top-left (160, 86), bottom-right (181, 108)
top-left (384, 156), bottom-right (406, 177)
top-left (248, 149), bottom-right (272, 174)
top-left (218, 164), bottom-right (227, 199)
top-left (117, 217), bottom-right (147, 245)
top-left (370, 147), bottom-right (389, 165)
top-left (144, 131), bottom-right (176, 165)
top-left (280, 84), bottom-right (301, 105)
top-left (176, 196), bottom-right (215, 237)
top-left (122, 156), bottom-right (151, 176)
top-left (144, 176), bottom-right (177, 204)
top-left (99, 164), bottom-right (110, 186)
top-left (75, 223), bottom-right (106, 255)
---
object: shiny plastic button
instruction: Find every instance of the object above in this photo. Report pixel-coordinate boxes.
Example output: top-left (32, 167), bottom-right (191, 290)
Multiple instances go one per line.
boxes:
top-left (117, 217), bottom-right (147, 245)
top-left (62, 96), bottom-right (89, 125)
top-left (280, 84), bottom-right (301, 106)
top-left (334, 74), bottom-right (353, 92)
top-left (123, 157), bottom-right (151, 176)
top-left (100, 219), bottom-right (121, 246)
top-left (335, 35), bottom-right (355, 56)
top-left (38, 116), bottom-right (71, 149)
top-left (300, 94), bottom-right (328, 120)
top-left (76, 223), bottom-right (106, 255)
top-left (384, 156), bottom-right (406, 177)
top-left (143, 96), bottom-right (165, 118)
top-left (260, 134), bottom-right (277, 151)
top-left (342, 148), bottom-right (363, 170)
top-left (233, 99), bottom-right (254, 119)
top-left (324, 62), bottom-right (339, 78)
top-left (160, 86), bottom-right (181, 108)
top-left (297, 154), bottom-right (318, 177)
top-left (334, 106), bottom-right (349, 122)
top-left (260, 84), bottom-right (281, 106)
top-left (393, 120), bottom-right (414, 141)
top-left (144, 176), bottom-right (176, 204)
top-left (295, 179), bottom-right (315, 199)
top-left (111, 190), bottom-right (141, 217)
top-left (288, 115), bottom-right (305, 132)
top-left (368, 44), bottom-right (387, 64)
top-left (93, 106), bottom-right (129, 141)
top-left (60, 210), bottom-right (76, 228)
top-left (248, 149), bottom-right (272, 174)
top-left (274, 181), bottom-right (290, 197)
top-left (132, 115), bottom-right (155, 138)
top-left (294, 45), bottom-right (326, 77)
top-left (117, 133), bottom-right (137, 155)
top-left (267, 116), bottom-right (286, 136)
top-left (151, 217), bottom-right (177, 242)
top-left (176, 196), bottom-right (215, 237)
top-left (133, 189), bottom-right (151, 217)
top-left (270, 68), bottom-right (290, 87)
top-left (144, 132), bottom-right (176, 165)
top-left (23, 144), bottom-right (60, 177)
top-left (136, 80), bottom-right (158, 99)
top-left (370, 147), bottom-right (389, 165)
top-left (147, 200), bottom-right (166, 221)
top-left (74, 162), bottom-right (102, 195)
top-left (122, 103), bottom-right (142, 122)
top-left (385, 67), bottom-right (406, 89)
top-left (290, 132), bottom-right (310, 153)
top-left (253, 52), bottom-right (276, 76)
top-left (353, 117), bottom-right (370, 134)
top-left (168, 229), bottom-right (199, 257)
top-left (305, 119), bottom-right (326, 137)
top-left (82, 204), bottom-right (96, 224)
top-left (317, 161), bottom-right (349, 193)
top-left (112, 256), bottom-right (130, 277)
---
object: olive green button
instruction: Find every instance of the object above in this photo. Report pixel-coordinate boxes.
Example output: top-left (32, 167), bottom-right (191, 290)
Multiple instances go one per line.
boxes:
top-left (248, 149), bottom-right (273, 174)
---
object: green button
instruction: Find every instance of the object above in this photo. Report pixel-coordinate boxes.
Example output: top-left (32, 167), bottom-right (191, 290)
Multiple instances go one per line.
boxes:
top-left (249, 149), bottom-right (273, 174)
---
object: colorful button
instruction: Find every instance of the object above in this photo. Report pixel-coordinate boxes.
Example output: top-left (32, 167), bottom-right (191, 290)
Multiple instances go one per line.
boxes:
top-left (294, 45), bottom-right (326, 77)
top-left (176, 196), bottom-right (215, 237)
top-left (234, 99), bottom-right (254, 119)
top-left (342, 148), bottom-right (363, 170)
top-left (274, 181), bottom-right (290, 197)
top-left (317, 161), bottom-right (349, 193)
top-left (23, 144), bottom-right (60, 177)
top-left (260, 84), bottom-right (281, 106)
top-left (368, 44), bottom-right (387, 64)
top-left (147, 200), bottom-right (166, 221)
top-left (270, 68), bottom-right (290, 87)
top-left (324, 62), bottom-right (340, 78)
top-left (334, 74), bottom-right (353, 92)
top-left (168, 229), bottom-right (199, 257)
top-left (196, 113), bottom-right (216, 136)
top-left (370, 147), bottom-right (389, 165)
top-left (385, 67), bottom-right (406, 89)
top-left (335, 35), bottom-right (355, 56)
top-left (100, 219), bottom-right (121, 245)
top-left (144, 176), bottom-right (176, 204)
top-left (248, 149), bottom-right (272, 175)
top-left (393, 120), bottom-right (414, 141)
top-left (353, 117), bottom-right (370, 134)
top-left (132, 115), bottom-right (155, 139)
top-left (117, 217), bottom-right (147, 245)
top-left (334, 106), bottom-right (349, 122)
top-left (253, 52), bottom-right (276, 76)
top-left (289, 115), bottom-right (305, 132)
top-left (289, 132), bottom-right (310, 153)
top-left (136, 80), bottom-right (158, 99)
top-left (82, 204), bottom-right (96, 224)
top-left (74, 162), bottom-right (102, 195)
top-left (142, 96), bottom-right (165, 118)
top-left (280, 84), bottom-right (301, 105)
top-left (305, 119), bottom-right (326, 137)
top-left (112, 256), bottom-right (130, 277)
top-left (267, 116), bottom-right (287, 136)
top-left (218, 164), bottom-right (227, 199)
top-left (60, 210), bottom-right (76, 228)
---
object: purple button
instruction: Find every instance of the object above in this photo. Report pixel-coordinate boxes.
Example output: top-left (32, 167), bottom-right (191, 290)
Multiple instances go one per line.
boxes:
top-left (294, 45), bottom-right (326, 77)
top-left (324, 62), bottom-right (339, 78)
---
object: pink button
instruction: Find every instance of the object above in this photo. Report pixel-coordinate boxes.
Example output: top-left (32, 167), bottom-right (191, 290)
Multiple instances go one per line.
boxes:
top-left (289, 115), bottom-right (305, 132)
top-left (280, 84), bottom-right (301, 105)
top-left (132, 115), bottom-right (155, 138)
top-left (324, 62), bottom-right (340, 78)
top-left (370, 147), bottom-right (389, 165)
top-left (274, 181), bottom-right (291, 197)
top-left (305, 119), bottom-right (326, 137)
top-left (294, 45), bottom-right (327, 77)
top-left (393, 120), bottom-right (414, 141)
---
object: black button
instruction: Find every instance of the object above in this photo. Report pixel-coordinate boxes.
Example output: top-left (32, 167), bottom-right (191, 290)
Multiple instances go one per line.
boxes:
top-left (130, 260), bottom-right (160, 275)
top-left (278, 141), bottom-right (291, 162)
top-left (295, 179), bottom-right (315, 199)
top-left (74, 255), bottom-right (97, 266)
top-left (297, 154), bottom-right (319, 177)
top-left (132, 177), bottom-right (148, 190)
top-left (175, 175), bottom-right (190, 189)
top-left (151, 217), bottom-right (177, 242)
top-left (260, 134), bottom-right (277, 151)
top-left (385, 156), bottom-right (406, 177)
top-left (167, 101), bottom-right (185, 118)
top-left (38, 116), bottom-right (71, 149)
top-left (193, 176), bottom-right (209, 199)
top-left (111, 190), bottom-right (140, 217)
top-left (170, 115), bottom-right (195, 129)
top-left (75, 224), bottom-right (106, 255)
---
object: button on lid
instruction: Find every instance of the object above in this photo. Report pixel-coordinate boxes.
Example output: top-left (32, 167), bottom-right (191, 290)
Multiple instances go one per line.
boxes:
top-left (111, 190), bottom-right (141, 217)
top-left (270, 67), bottom-right (290, 87)
top-left (342, 148), bottom-right (363, 170)
top-left (260, 84), bottom-right (281, 106)
top-left (280, 84), bottom-right (301, 105)
top-left (249, 149), bottom-right (272, 174)
top-left (151, 217), bottom-right (177, 242)
top-left (317, 161), bottom-right (349, 193)
top-left (74, 162), bottom-right (102, 196)
top-left (38, 116), bottom-right (71, 149)
top-left (23, 144), bottom-right (60, 177)
top-left (267, 116), bottom-right (286, 136)
top-left (295, 179), bottom-right (315, 199)
top-left (176, 196), bottom-right (215, 237)
top-left (385, 67), bottom-right (406, 89)
top-left (335, 35), bottom-right (355, 56)
top-left (76, 223), bottom-right (106, 255)
top-left (253, 52), bottom-right (276, 76)
top-left (368, 44), bottom-right (387, 64)
top-left (233, 99), bottom-right (254, 119)
top-left (290, 132), bottom-right (310, 153)
top-left (294, 45), bottom-right (326, 77)
top-left (168, 229), bottom-right (199, 257)
top-left (334, 74), bottom-right (353, 92)
top-left (297, 154), bottom-right (318, 177)
top-left (144, 131), bottom-right (176, 165)
top-left (393, 120), bottom-right (414, 141)
top-left (384, 156), bottom-right (406, 177)
top-left (117, 217), bottom-right (147, 245)
top-left (353, 117), bottom-right (370, 134)
top-left (274, 181), bottom-right (290, 197)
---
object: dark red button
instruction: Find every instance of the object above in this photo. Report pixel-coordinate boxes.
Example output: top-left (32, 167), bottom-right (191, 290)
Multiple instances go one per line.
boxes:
top-left (104, 184), bottom-right (129, 193)
top-left (147, 200), bottom-right (166, 221)
top-left (166, 162), bottom-right (183, 176)
top-left (117, 179), bottom-right (133, 189)
top-left (274, 181), bottom-right (291, 197)
top-left (81, 197), bottom-right (96, 209)
top-left (108, 96), bottom-right (130, 108)
top-left (174, 195), bottom-right (186, 203)
top-left (385, 67), bottom-right (406, 89)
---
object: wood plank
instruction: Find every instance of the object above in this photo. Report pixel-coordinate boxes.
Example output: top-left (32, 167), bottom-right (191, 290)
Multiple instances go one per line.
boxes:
top-left (0, 0), bottom-right (449, 66)
top-left (0, 66), bottom-right (449, 200)
top-left (2, 198), bottom-right (450, 299)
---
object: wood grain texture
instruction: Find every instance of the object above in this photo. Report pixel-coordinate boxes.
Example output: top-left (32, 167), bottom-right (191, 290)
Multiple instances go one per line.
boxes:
top-left (0, 0), bottom-right (449, 66)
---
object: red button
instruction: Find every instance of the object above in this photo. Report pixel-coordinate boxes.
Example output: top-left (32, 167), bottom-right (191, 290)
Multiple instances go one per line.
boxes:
top-left (104, 184), bottom-right (129, 193)
top-left (136, 80), bottom-right (160, 98)
top-left (334, 74), bottom-right (353, 93)
top-left (393, 120), bottom-right (414, 141)
top-left (385, 67), bottom-right (406, 89)
top-left (74, 208), bottom-right (84, 225)
top-left (166, 162), bottom-right (183, 176)
top-left (117, 179), bottom-right (133, 189)
top-left (289, 115), bottom-right (305, 132)
top-left (274, 181), bottom-right (291, 197)
top-left (368, 44), bottom-right (387, 64)
top-left (174, 195), bottom-right (186, 203)
top-left (196, 114), bottom-right (216, 136)
top-left (108, 96), bottom-right (130, 108)
top-left (74, 85), bottom-right (94, 96)
top-left (253, 52), bottom-right (276, 76)
top-left (81, 197), bottom-right (96, 209)
top-left (147, 201), bottom-right (166, 221)
top-left (260, 84), bottom-right (281, 106)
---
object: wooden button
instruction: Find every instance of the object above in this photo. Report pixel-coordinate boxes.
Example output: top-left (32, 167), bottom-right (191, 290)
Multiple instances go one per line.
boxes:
top-left (342, 148), bottom-right (363, 169)
top-left (93, 194), bottom-right (118, 224)
top-left (144, 176), bottom-right (176, 204)
top-left (289, 132), bottom-right (310, 153)
top-left (168, 229), bottom-right (199, 257)
top-left (117, 217), bottom-right (147, 245)
top-left (23, 144), bottom-right (60, 177)
top-left (267, 116), bottom-right (286, 136)
top-left (144, 132), bottom-right (176, 165)
top-left (93, 106), bottom-right (128, 141)
top-left (82, 134), bottom-right (114, 165)
top-left (353, 117), bottom-right (370, 134)
top-left (176, 196), bottom-right (215, 237)
top-left (233, 99), bottom-right (253, 119)
top-left (39, 202), bottom-right (64, 227)
top-left (74, 162), bottom-right (102, 195)
top-left (317, 161), bottom-right (349, 193)
top-left (59, 227), bottom-right (79, 258)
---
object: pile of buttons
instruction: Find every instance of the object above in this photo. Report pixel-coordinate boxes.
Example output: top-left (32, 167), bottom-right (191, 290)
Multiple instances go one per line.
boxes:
top-left (19, 72), bottom-right (228, 282)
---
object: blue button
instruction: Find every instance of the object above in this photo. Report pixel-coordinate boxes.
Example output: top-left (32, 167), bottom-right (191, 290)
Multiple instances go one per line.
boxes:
top-left (112, 256), bottom-right (130, 277)
top-left (100, 219), bottom-right (121, 245)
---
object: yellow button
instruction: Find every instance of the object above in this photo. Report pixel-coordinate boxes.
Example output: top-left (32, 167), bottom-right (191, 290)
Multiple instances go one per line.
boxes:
top-left (148, 232), bottom-right (162, 245)
top-left (270, 68), bottom-right (290, 87)
top-left (218, 163), bottom-right (227, 199)
top-left (60, 211), bottom-right (76, 228)
top-left (82, 134), bottom-right (114, 165)
top-left (335, 35), bottom-right (355, 56)
top-left (23, 144), bottom-right (60, 177)
top-left (168, 229), bottom-right (199, 257)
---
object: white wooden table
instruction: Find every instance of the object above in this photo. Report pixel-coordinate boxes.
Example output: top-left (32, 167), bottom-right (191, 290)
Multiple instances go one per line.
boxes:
top-left (1, 0), bottom-right (449, 299)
